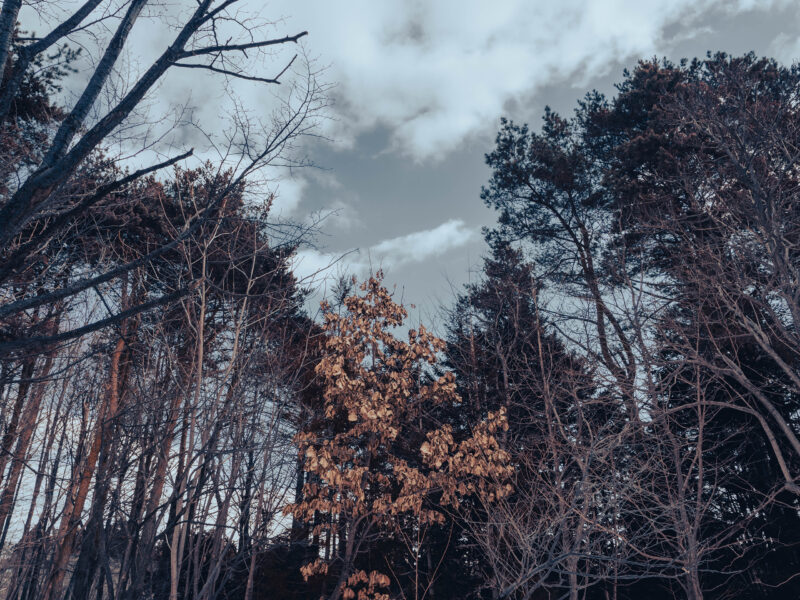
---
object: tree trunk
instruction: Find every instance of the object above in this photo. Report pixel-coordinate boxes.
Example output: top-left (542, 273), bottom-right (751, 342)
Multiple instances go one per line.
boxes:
top-left (0, 350), bottom-right (55, 547)
top-left (41, 332), bottom-right (127, 600)
top-left (0, 357), bottom-right (36, 483)
top-left (69, 341), bottom-right (131, 600)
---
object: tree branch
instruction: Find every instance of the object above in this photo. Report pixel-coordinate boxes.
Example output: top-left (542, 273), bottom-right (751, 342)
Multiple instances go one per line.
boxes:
top-left (0, 149), bottom-right (193, 281)
top-left (177, 31), bottom-right (307, 59)
top-left (172, 57), bottom-right (297, 84)
top-left (0, 286), bottom-right (194, 355)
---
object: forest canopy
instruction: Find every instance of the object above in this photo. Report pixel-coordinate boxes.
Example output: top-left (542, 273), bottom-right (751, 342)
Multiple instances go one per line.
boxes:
top-left (0, 2), bottom-right (799, 599)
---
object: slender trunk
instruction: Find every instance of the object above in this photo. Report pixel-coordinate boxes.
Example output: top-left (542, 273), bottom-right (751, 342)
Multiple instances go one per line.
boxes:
top-left (197, 447), bottom-right (242, 600)
top-left (0, 0), bottom-right (22, 82)
top-left (124, 336), bottom-right (195, 598)
top-left (173, 277), bottom-right (206, 600)
top-left (41, 333), bottom-right (127, 600)
top-left (169, 400), bottom-right (194, 600)
top-left (290, 451), bottom-right (307, 543)
top-left (69, 343), bottom-right (131, 600)
top-left (325, 520), bottom-right (364, 600)
top-left (0, 357), bottom-right (36, 483)
top-left (243, 548), bottom-right (258, 600)
top-left (14, 411), bottom-right (67, 600)
top-left (116, 446), bottom-right (149, 593)
top-left (4, 394), bottom-right (61, 600)
top-left (124, 388), bottom-right (183, 595)
top-left (0, 350), bottom-right (54, 545)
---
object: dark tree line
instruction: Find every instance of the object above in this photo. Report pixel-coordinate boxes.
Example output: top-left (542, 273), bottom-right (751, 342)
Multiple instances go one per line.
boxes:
top-left (1, 3), bottom-right (799, 598)
top-left (440, 53), bottom-right (800, 600)
top-left (0, 2), bottom-right (325, 599)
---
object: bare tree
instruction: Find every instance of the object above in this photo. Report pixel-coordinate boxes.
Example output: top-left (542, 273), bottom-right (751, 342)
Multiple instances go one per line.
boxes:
top-left (0, 0), bottom-right (325, 353)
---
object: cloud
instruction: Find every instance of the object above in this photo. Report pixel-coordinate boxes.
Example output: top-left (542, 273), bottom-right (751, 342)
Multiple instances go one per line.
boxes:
top-left (318, 199), bottom-right (362, 232)
top-left (371, 219), bottom-right (475, 265)
top-left (771, 32), bottom-right (800, 65)
top-left (292, 219), bottom-right (476, 283)
top-left (269, 175), bottom-right (308, 216)
top-left (21, 0), bottom-right (796, 213)
top-left (272, 0), bottom-right (791, 160)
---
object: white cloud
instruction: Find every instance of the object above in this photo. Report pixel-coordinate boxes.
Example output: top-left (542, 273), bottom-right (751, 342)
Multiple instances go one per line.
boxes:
top-left (20, 0), bottom-right (796, 209)
top-left (771, 32), bottom-right (800, 65)
top-left (272, 0), bottom-right (790, 160)
top-left (371, 219), bottom-right (475, 265)
top-left (268, 175), bottom-right (308, 216)
top-left (318, 199), bottom-right (362, 232)
top-left (292, 219), bottom-right (475, 283)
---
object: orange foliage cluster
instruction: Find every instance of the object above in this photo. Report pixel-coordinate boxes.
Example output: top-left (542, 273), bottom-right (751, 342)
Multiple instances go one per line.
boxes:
top-left (341, 570), bottom-right (391, 600)
top-left (284, 273), bottom-right (513, 595)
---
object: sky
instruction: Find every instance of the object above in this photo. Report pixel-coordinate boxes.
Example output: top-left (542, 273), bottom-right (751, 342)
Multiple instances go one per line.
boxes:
top-left (21, 0), bottom-right (800, 327)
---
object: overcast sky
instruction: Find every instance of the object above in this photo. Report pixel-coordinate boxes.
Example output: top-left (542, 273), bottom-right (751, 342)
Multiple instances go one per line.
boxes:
top-left (22, 0), bottom-right (800, 326)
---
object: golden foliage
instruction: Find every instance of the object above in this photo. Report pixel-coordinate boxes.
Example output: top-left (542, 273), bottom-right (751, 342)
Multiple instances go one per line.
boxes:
top-left (285, 273), bottom-right (512, 588)
top-left (341, 570), bottom-right (391, 600)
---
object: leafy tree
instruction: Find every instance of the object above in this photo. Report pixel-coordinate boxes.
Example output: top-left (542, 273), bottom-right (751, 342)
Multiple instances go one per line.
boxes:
top-left (476, 52), bottom-right (800, 599)
top-left (287, 273), bottom-right (512, 600)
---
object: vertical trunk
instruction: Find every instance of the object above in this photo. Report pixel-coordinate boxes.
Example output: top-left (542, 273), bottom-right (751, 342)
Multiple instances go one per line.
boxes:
top-left (41, 333), bottom-right (127, 600)
top-left (185, 456), bottom-right (218, 600)
top-left (21, 389), bottom-right (61, 532)
top-left (169, 401), bottom-right (194, 600)
top-left (197, 446), bottom-right (243, 600)
top-left (124, 340), bottom-right (194, 599)
top-left (0, 361), bottom-right (8, 419)
top-left (324, 520), bottom-right (363, 600)
top-left (68, 345), bottom-right (131, 600)
top-left (426, 547), bottom-right (435, 600)
top-left (323, 518), bottom-right (331, 561)
top-left (5, 394), bottom-right (62, 600)
top-left (0, 350), bottom-right (54, 547)
top-left (14, 412), bottom-right (67, 600)
top-left (173, 275), bottom-right (206, 600)
top-left (243, 548), bottom-right (258, 600)
top-left (243, 467), bottom-right (272, 600)
top-left (685, 566), bottom-right (703, 600)
top-left (115, 446), bottom-right (149, 593)
top-left (0, 0), bottom-right (23, 82)
top-left (337, 512), bottom-right (347, 558)
top-left (169, 503), bottom-right (186, 600)
top-left (290, 452), bottom-right (307, 543)
top-left (0, 357), bottom-right (36, 482)
top-left (0, 461), bottom-right (22, 547)
top-left (567, 555), bottom-right (579, 600)
top-left (238, 450), bottom-right (255, 551)
top-left (124, 392), bottom-right (183, 596)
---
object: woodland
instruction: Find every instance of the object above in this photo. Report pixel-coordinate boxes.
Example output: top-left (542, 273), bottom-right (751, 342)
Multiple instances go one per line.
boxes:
top-left (1, 2), bottom-right (800, 600)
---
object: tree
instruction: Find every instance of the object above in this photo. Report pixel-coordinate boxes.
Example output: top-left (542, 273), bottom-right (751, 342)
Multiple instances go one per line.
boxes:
top-left (286, 273), bottom-right (512, 600)
top-left (0, 0), bottom-right (325, 352)
top-left (0, 6), bottom-right (326, 598)
top-left (446, 243), bottom-right (643, 600)
top-left (0, 162), bottom-right (317, 600)
top-left (604, 54), bottom-right (800, 496)
top-left (477, 52), bottom-right (800, 599)
top-left (482, 113), bottom-right (639, 421)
